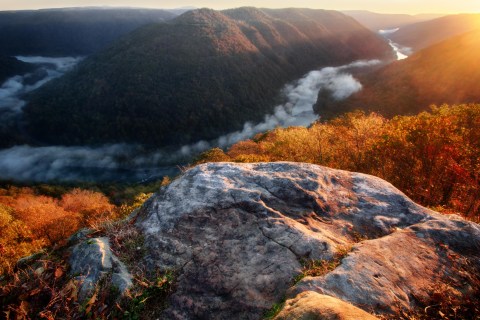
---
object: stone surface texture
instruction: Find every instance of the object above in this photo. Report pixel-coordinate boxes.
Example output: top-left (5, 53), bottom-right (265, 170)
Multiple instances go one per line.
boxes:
top-left (274, 291), bottom-right (379, 320)
top-left (133, 162), bottom-right (480, 319)
top-left (69, 237), bottom-right (133, 301)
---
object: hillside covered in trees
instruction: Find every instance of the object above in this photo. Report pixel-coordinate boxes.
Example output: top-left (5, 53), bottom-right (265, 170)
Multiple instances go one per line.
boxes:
top-left (23, 7), bottom-right (393, 147)
top-left (342, 10), bottom-right (441, 31)
top-left (0, 8), bottom-right (176, 56)
top-left (198, 104), bottom-right (480, 221)
top-left (389, 13), bottom-right (480, 51)
top-left (316, 29), bottom-right (480, 118)
top-left (0, 55), bottom-right (34, 83)
top-left (1, 4), bottom-right (480, 319)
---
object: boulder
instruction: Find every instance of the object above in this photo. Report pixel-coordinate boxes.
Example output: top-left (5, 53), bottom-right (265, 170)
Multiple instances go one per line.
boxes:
top-left (69, 237), bottom-right (133, 302)
top-left (134, 162), bottom-right (480, 319)
top-left (275, 291), bottom-right (378, 320)
top-left (288, 218), bottom-right (480, 314)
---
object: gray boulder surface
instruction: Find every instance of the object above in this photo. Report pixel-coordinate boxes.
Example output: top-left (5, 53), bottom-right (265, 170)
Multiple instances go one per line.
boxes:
top-left (69, 237), bottom-right (133, 302)
top-left (134, 162), bottom-right (480, 319)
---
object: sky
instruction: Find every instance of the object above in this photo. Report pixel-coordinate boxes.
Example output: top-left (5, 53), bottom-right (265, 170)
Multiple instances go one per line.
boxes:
top-left (1, 0), bottom-right (480, 14)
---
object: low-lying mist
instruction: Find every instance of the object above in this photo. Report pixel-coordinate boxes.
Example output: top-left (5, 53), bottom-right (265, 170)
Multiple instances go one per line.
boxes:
top-left (211, 59), bottom-right (381, 148)
top-left (0, 144), bottom-right (178, 182)
top-left (0, 56), bottom-right (82, 113)
top-left (0, 59), bottom-right (381, 183)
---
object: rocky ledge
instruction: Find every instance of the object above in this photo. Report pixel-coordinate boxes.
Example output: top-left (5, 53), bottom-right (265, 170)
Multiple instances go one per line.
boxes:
top-left (129, 162), bottom-right (480, 319)
top-left (68, 162), bottom-right (480, 319)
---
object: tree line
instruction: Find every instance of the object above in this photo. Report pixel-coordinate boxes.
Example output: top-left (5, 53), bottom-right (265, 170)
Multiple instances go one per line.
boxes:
top-left (197, 104), bottom-right (480, 221)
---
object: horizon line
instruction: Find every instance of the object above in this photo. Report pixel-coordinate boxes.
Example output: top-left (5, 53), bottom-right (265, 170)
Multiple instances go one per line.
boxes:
top-left (0, 5), bottom-right (476, 15)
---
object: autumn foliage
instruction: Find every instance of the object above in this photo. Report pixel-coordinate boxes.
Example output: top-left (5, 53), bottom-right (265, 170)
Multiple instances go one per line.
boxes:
top-left (0, 187), bottom-right (117, 274)
top-left (197, 104), bottom-right (480, 221)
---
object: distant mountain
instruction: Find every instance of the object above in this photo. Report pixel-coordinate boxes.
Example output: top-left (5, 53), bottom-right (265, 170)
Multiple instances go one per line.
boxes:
top-left (315, 29), bottom-right (480, 118)
top-left (0, 8), bottom-right (176, 56)
top-left (166, 6), bottom-right (197, 15)
top-left (0, 55), bottom-right (35, 83)
top-left (389, 14), bottom-right (480, 51)
top-left (342, 10), bottom-right (443, 31)
top-left (24, 7), bottom-right (393, 147)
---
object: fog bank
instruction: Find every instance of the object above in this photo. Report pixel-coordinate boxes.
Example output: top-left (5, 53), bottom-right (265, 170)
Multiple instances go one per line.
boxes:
top-left (0, 59), bottom-right (380, 183)
top-left (213, 59), bottom-right (381, 148)
top-left (0, 144), bottom-right (178, 182)
top-left (0, 56), bottom-right (82, 113)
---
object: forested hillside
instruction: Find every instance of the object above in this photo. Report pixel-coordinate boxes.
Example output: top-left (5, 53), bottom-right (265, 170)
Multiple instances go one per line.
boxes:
top-left (23, 7), bottom-right (393, 147)
top-left (0, 8), bottom-right (175, 56)
top-left (198, 104), bottom-right (480, 220)
top-left (316, 29), bottom-right (480, 118)
top-left (0, 55), bottom-right (34, 83)
top-left (389, 13), bottom-right (480, 51)
top-left (342, 10), bottom-right (441, 31)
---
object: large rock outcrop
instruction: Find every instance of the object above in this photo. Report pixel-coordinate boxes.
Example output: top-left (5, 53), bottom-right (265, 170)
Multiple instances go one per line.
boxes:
top-left (133, 162), bottom-right (480, 319)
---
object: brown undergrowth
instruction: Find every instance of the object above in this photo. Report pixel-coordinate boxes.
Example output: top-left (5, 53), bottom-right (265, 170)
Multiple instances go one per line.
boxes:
top-left (293, 244), bottom-right (352, 284)
top-left (0, 220), bottom-right (176, 319)
top-left (377, 246), bottom-right (480, 320)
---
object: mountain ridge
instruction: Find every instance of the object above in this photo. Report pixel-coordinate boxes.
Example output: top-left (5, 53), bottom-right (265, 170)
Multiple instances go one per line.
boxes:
top-left (342, 10), bottom-right (444, 30)
top-left (0, 8), bottom-right (176, 56)
top-left (23, 7), bottom-right (393, 148)
top-left (389, 13), bottom-right (480, 51)
top-left (0, 55), bottom-right (35, 83)
top-left (315, 29), bottom-right (480, 118)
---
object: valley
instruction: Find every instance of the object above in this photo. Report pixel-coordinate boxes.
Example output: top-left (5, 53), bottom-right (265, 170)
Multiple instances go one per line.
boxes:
top-left (1, 4), bottom-right (479, 320)
top-left (0, 7), bottom-right (474, 183)
top-left (0, 58), bottom-right (386, 182)
top-left (0, 7), bottom-right (397, 183)
top-left (317, 28), bottom-right (480, 118)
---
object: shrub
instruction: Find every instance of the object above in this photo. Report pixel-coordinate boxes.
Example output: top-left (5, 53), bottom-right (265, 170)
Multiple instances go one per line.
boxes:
top-left (60, 189), bottom-right (116, 226)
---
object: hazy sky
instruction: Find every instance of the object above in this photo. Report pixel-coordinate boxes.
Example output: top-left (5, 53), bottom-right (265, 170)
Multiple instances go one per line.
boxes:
top-left (1, 0), bottom-right (479, 14)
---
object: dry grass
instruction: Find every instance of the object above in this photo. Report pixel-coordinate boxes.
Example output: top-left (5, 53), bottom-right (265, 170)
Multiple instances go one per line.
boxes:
top-left (377, 284), bottom-right (480, 320)
top-left (377, 253), bottom-right (480, 320)
top-left (0, 217), bottom-right (176, 319)
top-left (0, 251), bottom-right (83, 319)
top-left (293, 244), bottom-right (352, 284)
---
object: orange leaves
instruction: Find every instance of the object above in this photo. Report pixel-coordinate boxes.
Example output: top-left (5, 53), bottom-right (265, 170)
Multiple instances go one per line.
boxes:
top-left (195, 147), bottom-right (231, 164)
top-left (0, 204), bottom-right (44, 274)
top-left (54, 267), bottom-right (64, 279)
top-left (1, 188), bottom-right (116, 246)
top-left (0, 187), bottom-right (117, 274)
top-left (228, 139), bottom-right (263, 159)
top-left (84, 289), bottom-right (98, 314)
top-left (60, 189), bottom-right (115, 226)
top-left (1, 259), bottom-right (80, 319)
top-left (8, 193), bottom-right (80, 245)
